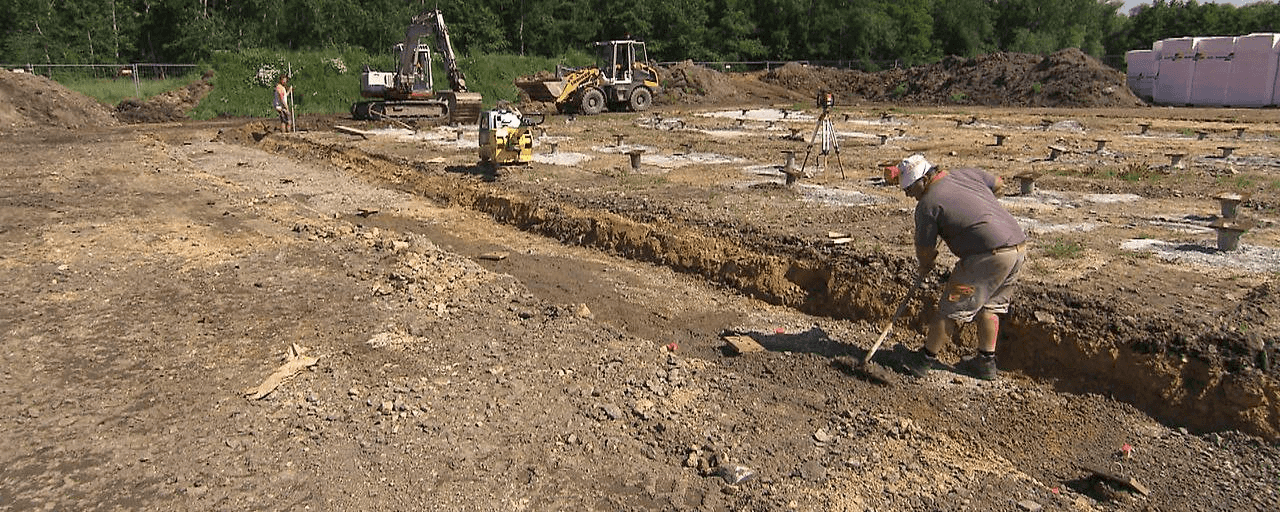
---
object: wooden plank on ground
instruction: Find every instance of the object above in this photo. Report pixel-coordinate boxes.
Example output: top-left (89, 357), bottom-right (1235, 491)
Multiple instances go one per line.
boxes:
top-left (335, 125), bottom-right (370, 139)
top-left (723, 335), bottom-right (766, 355)
top-left (1082, 465), bottom-right (1151, 496)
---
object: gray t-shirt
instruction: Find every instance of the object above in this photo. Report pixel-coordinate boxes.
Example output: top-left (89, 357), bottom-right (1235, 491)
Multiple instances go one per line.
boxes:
top-left (914, 167), bottom-right (1026, 258)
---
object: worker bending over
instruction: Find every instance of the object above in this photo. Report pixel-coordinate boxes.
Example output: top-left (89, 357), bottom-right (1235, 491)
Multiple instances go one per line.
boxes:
top-left (894, 154), bottom-right (1028, 381)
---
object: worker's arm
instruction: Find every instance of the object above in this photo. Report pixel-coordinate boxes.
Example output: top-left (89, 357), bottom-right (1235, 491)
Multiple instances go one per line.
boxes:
top-left (991, 176), bottom-right (1006, 196)
top-left (915, 243), bottom-right (938, 280)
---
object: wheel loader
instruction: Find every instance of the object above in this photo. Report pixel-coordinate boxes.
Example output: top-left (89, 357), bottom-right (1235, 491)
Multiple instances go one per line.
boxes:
top-left (516, 40), bottom-right (661, 115)
top-left (351, 9), bottom-right (482, 124)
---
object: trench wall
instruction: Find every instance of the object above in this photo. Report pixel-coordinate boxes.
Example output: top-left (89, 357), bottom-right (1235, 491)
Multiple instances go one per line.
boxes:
top-left (255, 134), bottom-right (1279, 441)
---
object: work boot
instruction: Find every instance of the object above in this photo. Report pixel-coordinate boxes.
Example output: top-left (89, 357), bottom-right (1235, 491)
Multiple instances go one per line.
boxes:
top-left (957, 355), bottom-right (998, 381)
top-left (902, 348), bottom-right (939, 378)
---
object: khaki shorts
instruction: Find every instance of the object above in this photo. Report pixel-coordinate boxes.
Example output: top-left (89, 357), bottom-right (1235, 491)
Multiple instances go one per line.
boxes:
top-left (937, 244), bottom-right (1026, 323)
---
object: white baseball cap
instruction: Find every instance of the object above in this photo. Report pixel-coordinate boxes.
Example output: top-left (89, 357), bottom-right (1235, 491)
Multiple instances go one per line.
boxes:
top-left (897, 154), bottom-right (933, 190)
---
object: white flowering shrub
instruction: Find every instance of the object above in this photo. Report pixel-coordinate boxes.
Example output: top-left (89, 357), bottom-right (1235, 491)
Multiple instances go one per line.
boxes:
top-left (249, 64), bottom-right (280, 87)
top-left (326, 58), bottom-right (348, 74)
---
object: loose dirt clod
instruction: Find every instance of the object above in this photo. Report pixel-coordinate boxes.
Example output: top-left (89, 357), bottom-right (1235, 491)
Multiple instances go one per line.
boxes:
top-left (243, 344), bottom-right (319, 399)
top-left (835, 356), bottom-right (897, 386)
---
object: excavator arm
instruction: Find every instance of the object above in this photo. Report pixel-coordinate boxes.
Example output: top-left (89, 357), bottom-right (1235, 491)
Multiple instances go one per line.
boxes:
top-left (353, 8), bottom-right (481, 123)
top-left (413, 9), bottom-right (469, 93)
top-left (394, 19), bottom-right (430, 94)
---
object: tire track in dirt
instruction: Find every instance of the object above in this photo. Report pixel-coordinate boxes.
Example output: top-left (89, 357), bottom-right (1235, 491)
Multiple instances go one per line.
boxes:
top-left (242, 130), bottom-right (1279, 441)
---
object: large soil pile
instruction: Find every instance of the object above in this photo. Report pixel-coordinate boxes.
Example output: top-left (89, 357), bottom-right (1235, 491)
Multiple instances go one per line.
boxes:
top-left (762, 48), bottom-right (1146, 108)
top-left (0, 69), bottom-right (118, 130)
top-left (115, 70), bottom-right (215, 123)
top-left (660, 60), bottom-right (807, 106)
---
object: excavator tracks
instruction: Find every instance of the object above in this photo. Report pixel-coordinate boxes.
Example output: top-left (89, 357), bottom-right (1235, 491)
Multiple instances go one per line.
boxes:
top-left (351, 91), bottom-right (481, 126)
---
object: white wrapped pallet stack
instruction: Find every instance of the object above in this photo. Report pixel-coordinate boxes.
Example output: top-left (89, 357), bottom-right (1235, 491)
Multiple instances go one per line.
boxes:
top-left (1126, 49), bottom-right (1157, 102)
top-left (1143, 32), bottom-right (1280, 107)
top-left (1153, 37), bottom-right (1200, 105)
top-left (1190, 36), bottom-right (1235, 106)
top-left (1227, 33), bottom-right (1280, 107)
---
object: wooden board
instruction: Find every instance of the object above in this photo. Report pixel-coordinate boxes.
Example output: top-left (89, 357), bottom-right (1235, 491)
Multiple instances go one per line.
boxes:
top-left (723, 335), bottom-right (765, 354)
top-left (1082, 465), bottom-right (1150, 496)
top-left (335, 125), bottom-right (370, 139)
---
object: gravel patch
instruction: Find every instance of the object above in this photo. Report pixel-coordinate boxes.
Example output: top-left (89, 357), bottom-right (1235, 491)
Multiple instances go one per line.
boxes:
top-left (532, 151), bottom-right (593, 166)
top-left (1017, 218), bottom-right (1104, 234)
top-left (796, 184), bottom-right (885, 207)
top-left (1121, 238), bottom-right (1280, 273)
top-left (697, 108), bottom-right (815, 122)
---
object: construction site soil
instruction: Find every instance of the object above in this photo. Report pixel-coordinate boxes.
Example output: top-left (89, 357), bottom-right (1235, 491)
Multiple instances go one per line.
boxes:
top-left (2, 51), bottom-right (1278, 511)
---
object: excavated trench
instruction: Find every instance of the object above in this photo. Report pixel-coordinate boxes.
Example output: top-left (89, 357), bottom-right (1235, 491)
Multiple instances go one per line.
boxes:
top-left (244, 131), bottom-right (1279, 441)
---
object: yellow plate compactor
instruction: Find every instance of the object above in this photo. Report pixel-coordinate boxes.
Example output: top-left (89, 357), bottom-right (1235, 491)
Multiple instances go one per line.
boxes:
top-left (479, 106), bottom-right (544, 165)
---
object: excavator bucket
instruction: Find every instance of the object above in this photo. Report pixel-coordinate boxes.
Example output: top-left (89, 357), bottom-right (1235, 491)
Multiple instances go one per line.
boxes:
top-left (447, 91), bottom-right (483, 125)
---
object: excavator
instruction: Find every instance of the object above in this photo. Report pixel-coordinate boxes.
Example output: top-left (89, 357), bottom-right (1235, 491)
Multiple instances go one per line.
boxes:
top-left (516, 40), bottom-right (660, 115)
top-left (351, 9), bottom-right (482, 124)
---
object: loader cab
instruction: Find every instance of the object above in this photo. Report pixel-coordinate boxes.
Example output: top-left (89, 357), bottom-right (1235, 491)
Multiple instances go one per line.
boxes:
top-left (594, 40), bottom-right (649, 84)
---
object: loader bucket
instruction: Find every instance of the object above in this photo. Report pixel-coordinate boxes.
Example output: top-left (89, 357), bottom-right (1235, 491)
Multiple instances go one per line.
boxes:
top-left (515, 79), bottom-right (566, 102)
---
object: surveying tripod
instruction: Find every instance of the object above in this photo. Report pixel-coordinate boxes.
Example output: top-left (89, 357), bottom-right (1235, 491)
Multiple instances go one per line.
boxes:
top-left (799, 91), bottom-right (845, 179)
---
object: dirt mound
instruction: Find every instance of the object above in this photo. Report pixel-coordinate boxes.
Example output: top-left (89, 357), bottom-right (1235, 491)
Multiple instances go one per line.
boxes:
top-left (518, 49), bottom-right (1143, 111)
top-left (514, 60), bottom-right (807, 113)
top-left (115, 70), bottom-right (215, 123)
top-left (518, 69), bottom-right (557, 82)
top-left (212, 119), bottom-right (272, 145)
top-left (0, 69), bottom-right (118, 130)
top-left (762, 49), bottom-right (1146, 108)
top-left (659, 60), bottom-right (807, 106)
top-left (661, 60), bottom-right (739, 102)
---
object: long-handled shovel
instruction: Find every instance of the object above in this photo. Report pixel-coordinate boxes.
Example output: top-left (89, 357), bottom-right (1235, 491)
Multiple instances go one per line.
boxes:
top-left (287, 63), bottom-right (296, 132)
top-left (850, 276), bottom-right (924, 385)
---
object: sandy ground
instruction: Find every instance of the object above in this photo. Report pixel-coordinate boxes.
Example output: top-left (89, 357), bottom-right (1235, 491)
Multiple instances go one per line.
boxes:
top-left (2, 65), bottom-right (1280, 510)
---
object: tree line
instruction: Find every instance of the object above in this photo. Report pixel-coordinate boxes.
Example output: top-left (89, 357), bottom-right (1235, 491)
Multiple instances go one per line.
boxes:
top-left (4, 0), bottom-right (1280, 68)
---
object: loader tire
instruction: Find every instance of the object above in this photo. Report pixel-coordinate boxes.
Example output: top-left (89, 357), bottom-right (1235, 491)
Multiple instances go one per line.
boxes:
top-left (629, 87), bottom-right (653, 112)
top-left (580, 88), bottom-right (605, 115)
